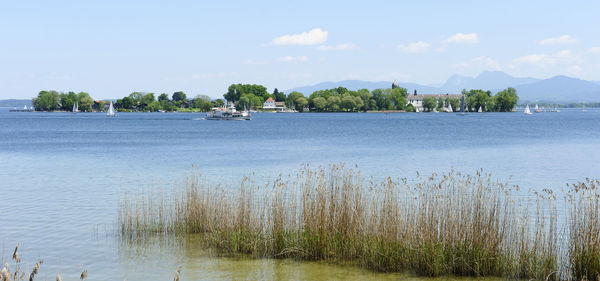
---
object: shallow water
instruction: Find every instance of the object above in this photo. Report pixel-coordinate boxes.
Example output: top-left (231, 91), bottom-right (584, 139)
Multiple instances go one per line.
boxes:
top-left (1, 108), bottom-right (599, 280)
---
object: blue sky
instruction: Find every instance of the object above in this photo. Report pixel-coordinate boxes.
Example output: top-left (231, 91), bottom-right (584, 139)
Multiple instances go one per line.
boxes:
top-left (1, 0), bottom-right (599, 99)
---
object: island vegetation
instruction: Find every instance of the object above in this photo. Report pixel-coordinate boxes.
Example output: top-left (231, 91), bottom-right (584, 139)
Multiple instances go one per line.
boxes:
top-left (30, 84), bottom-right (519, 113)
top-left (119, 165), bottom-right (600, 280)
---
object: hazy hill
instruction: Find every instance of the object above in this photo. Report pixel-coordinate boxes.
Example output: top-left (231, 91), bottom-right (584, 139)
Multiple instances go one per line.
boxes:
top-left (515, 76), bottom-right (600, 102)
top-left (0, 99), bottom-right (31, 107)
top-left (285, 71), bottom-right (600, 102)
top-left (441, 71), bottom-right (539, 93)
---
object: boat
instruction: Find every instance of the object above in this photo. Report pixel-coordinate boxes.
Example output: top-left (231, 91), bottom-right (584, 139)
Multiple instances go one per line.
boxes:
top-left (107, 101), bottom-right (116, 117)
top-left (72, 102), bottom-right (79, 113)
top-left (582, 104), bottom-right (586, 112)
top-left (433, 107), bottom-right (438, 113)
top-left (206, 102), bottom-right (251, 120)
top-left (415, 107), bottom-right (420, 113)
top-left (456, 95), bottom-right (466, 116)
top-left (524, 104), bottom-right (532, 115)
top-left (446, 103), bottom-right (453, 113)
top-left (534, 104), bottom-right (542, 113)
top-left (478, 106), bottom-right (482, 113)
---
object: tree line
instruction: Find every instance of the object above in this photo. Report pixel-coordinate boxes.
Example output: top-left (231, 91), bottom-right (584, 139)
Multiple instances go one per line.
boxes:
top-left (32, 91), bottom-right (96, 111)
top-left (224, 85), bottom-right (519, 112)
top-left (31, 85), bottom-right (519, 113)
top-left (421, 88), bottom-right (519, 112)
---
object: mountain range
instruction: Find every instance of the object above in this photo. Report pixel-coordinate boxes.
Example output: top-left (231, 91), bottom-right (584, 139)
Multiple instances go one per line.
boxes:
top-left (285, 71), bottom-right (600, 102)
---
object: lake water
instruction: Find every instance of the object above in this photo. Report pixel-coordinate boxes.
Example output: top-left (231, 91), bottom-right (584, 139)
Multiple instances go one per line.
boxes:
top-left (1, 108), bottom-right (599, 280)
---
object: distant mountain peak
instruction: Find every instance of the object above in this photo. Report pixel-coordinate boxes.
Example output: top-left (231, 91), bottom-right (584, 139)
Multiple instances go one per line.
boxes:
top-left (284, 71), bottom-right (600, 102)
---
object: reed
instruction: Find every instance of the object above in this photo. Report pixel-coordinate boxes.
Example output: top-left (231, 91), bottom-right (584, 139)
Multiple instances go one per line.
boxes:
top-left (118, 164), bottom-right (590, 280)
top-left (568, 178), bottom-right (600, 280)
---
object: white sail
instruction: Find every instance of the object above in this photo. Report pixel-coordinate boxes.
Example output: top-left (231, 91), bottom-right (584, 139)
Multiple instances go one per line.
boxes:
top-left (535, 104), bottom-right (539, 110)
top-left (415, 107), bottom-right (419, 112)
top-left (478, 106), bottom-right (482, 113)
top-left (107, 101), bottom-right (116, 117)
top-left (433, 107), bottom-right (438, 113)
top-left (524, 104), bottom-right (532, 114)
top-left (447, 103), bottom-right (453, 113)
top-left (73, 102), bottom-right (78, 113)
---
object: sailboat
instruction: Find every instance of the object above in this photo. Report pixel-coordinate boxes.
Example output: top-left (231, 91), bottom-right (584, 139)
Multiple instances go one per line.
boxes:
top-left (72, 102), bottom-right (79, 113)
top-left (107, 101), bottom-right (116, 117)
top-left (415, 107), bottom-right (420, 113)
top-left (524, 104), bottom-right (532, 115)
top-left (534, 104), bottom-right (542, 113)
top-left (457, 95), bottom-right (466, 116)
top-left (433, 107), bottom-right (438, 113)
top-left (478, 106), bottom-right (482, 113)
top-left (447, 103), bottom-right (453, 113)
top-left (582, 104), bottom-right (586, 112)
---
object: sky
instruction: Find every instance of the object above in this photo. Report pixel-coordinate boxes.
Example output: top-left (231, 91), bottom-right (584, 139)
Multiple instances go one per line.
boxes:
top-left (1, 0), bottom-right (599, 99)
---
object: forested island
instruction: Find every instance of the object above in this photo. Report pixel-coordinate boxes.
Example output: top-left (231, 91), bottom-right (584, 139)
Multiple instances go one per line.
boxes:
top-left (30, 84), bottom-right (519, 112)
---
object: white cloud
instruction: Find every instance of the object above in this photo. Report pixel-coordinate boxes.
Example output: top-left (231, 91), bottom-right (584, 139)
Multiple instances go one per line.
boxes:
top-left (539, 35), bottom-right (576, 45)
top-left (272, 28), bottom-right (328, 46)
top-left (317, 43), bottom-right (359, 51)
top-left (278, 56), bottom-right (308, 63)
top-left (588, 47), bottom-right (600, 54)
top-left (446, 33), bottom-right (479, 44)
top-left (512, 50), bottom-right (582, 70)
top-left (397, 41), bottom-right (430, 53)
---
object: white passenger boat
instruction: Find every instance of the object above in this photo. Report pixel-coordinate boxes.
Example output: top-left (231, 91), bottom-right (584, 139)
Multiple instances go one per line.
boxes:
top-left (206, 103), bottom-right (251, 120)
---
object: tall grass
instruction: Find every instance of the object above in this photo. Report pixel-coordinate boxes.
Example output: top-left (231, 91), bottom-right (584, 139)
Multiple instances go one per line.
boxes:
top-left (568, 178), bottom-right (600, 280)
top-left (118, 164), bottom-right (588, 280)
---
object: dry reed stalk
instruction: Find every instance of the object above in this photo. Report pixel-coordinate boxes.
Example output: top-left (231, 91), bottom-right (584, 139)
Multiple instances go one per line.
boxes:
top-left (119, 165), bottom-right (600, 280)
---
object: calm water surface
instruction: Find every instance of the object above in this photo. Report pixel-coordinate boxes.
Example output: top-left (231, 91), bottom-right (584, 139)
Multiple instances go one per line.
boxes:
top-left (1, 108), bottom-right (599, 280)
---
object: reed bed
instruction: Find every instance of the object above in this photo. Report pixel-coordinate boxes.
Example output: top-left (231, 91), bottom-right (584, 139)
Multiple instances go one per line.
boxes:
top-left (118, 164), bottom-right (595, 280)
top-left (568, 178), bottom-right (600, 280)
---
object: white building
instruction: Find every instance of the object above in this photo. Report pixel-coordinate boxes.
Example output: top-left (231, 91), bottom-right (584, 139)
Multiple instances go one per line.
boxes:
top-left (263, 98), bottom-right (287, 111)
top-left (263, 97), bottom-right (276, 109)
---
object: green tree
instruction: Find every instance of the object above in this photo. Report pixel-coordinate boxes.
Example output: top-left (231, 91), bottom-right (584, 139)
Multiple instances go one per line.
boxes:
top-left (287, 91), bottom-right (306, 110)
top-left (446, 97), bottom-right (460, 111)
top-left (224, 84), bottom-right (268, 102)
top-left (273, 88), bottom-right (286, 102)
top-left (95, 101), bottom-right (105, 112)
top-left (372, 89), bottom-right (392, 110)
top-left (465, 89), bottom-right (492, 112)
top-left (295, 97), bottom-right (308, 111)
top-left (158, 93), bottom-right (170, 102)
top-left (422, 96), bottom-right (437, 112)
top-left (213, 99), bottom-right (224, 108)
top-left (357, 89), bottom-right (373, 111)
top-left (59, 92), bottom-right (75, 111)
top-left (129, 92), bottom-right (143, 103)
top-left (327, 95), bottom-right (341, 111)
top-left (192, 96), bottom-right (212, 111)
top-left (160, 100), bottom-right (175, 111)
top-left (119, 96), bottom-right (135, 109)
top-left (148, 101), bottom-right (162, 112)
top-left (77, 92), bottom-right (94, 112)
top-left (172, 91), bottom-right (187, 102)
top-left (406, 104), bottom-right (415, 112)
top-left (32, 90), bottom-right (60, 111)
top-left (341, 95), bottom-right (358, 111)
top-left (141, 93), bottom-right (155, 109)
top-left (494, 87), bottom-right (518, 112)
top-left (390, 87), bottom-right (408, 110)
top-left (312, 97), bottom-right (327, 111)
top-left (236, 96), bottom-right (250, 110)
